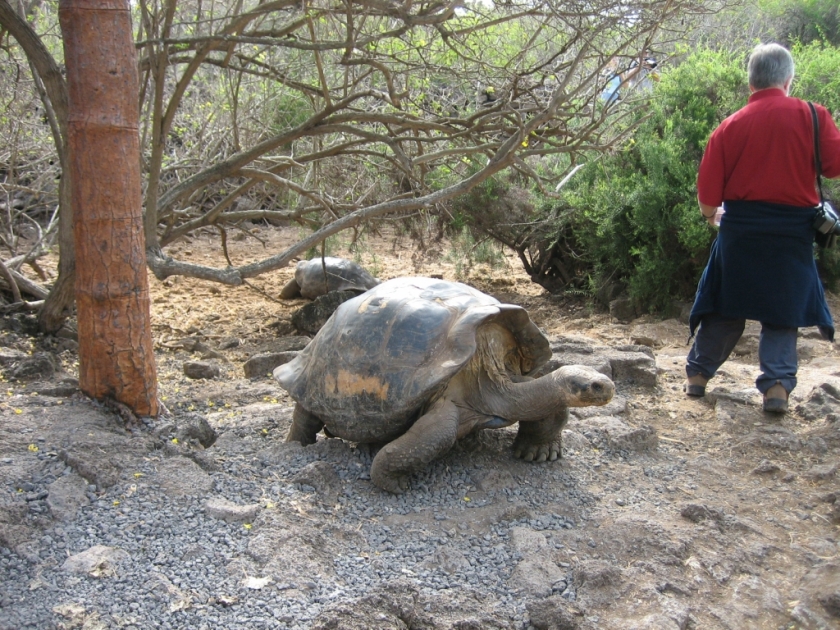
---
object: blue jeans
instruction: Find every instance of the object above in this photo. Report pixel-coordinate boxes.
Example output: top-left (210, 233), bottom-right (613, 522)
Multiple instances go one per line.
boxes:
top-left (686, 313), bottom-right (797, 394)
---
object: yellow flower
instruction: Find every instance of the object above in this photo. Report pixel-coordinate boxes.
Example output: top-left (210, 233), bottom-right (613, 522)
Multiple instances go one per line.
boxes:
top-left (113, 500), bottom-right (120, 506)
top-left (171, 438), bottom-right (179, 445)
top-left (243, 523), bottom-right (252, 530)
top-left (28, 444), bottom-right (38, 452)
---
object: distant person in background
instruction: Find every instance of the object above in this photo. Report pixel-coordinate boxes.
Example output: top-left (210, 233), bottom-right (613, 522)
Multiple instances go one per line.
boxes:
top-left (600, 57), bottom-right (623, 105)
top-left (626, 50), bottom-right (659, 91)
top-left (685, 43), bottom-right (840, 413)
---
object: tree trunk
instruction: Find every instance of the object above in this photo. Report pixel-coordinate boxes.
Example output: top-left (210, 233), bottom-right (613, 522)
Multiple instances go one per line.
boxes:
top-left (38, 166), bottom-right (76, 334)
top-left (59, 0), bottom-right (159, 416)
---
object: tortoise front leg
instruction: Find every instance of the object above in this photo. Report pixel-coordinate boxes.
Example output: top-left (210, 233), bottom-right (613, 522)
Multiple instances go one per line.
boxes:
top-left (370, 398), bottom-right (459, 494)
top-left (286, 404), bottom-right (324, 446)
top-left (279, 278), bottom-right (302, 299)
top-left (513, 408), bottom-right (569, 462)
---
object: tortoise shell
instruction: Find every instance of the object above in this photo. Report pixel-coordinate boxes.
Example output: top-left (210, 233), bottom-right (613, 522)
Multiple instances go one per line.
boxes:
top-left (274, 277), bottom-right (551, 443)
top-left (281, 256), bottom-right (379, 300)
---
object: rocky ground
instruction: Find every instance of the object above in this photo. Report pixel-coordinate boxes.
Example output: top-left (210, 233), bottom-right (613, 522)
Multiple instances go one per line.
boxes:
top-left (1, 225), bottom-right (840, 630)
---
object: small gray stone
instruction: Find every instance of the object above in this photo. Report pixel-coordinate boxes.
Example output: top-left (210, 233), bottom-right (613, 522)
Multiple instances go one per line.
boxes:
top-left (603, 350), bottom-right (657, 386)
top-left (291, 461), bottom-right (342, 500)
top-left (751, 460), bottom-right (781, 475)
top-left (183, 361), bottom-right (221, 379)
top-left (244, 352), bottom-right (299, 379)
top-left (205, 498), bottom-right (261, 523)
top-left (424, 546), bottom-right (471, 575)
top-left (33, 378), bottom-right (79, 397)
top-left (218, 337), bottom-right (242, 349)
top-left (607, 423), bottom-right (658, 452)
top-left (46, 474), bottom-right (90, 521)
top-left (680, 503), bottom-right (724, 525)
top-left (806, 463), bottom-right (838, 481)
top-left (157, 457), bottom-right (213, 496)
top-left (508, 555), bottom-right (565, 597)
top-left (0, 349), bottom-right (27, 366)
top-left (176, 413), bottom-right (217, 448)
top-left (527, 595), bottom-right (580, 630)
top-left (575, 559), bottom-right (621, 588)
top-left (10, 352), bottom-right (57, 380)
top-left (609, 297), bottom-right (638, 323)
top-left (62, 545), bottom-right (130, 577)
top-left (735, 426), bottom-right (802, 452)
top-left (510, 527), bottom-right (547, 555)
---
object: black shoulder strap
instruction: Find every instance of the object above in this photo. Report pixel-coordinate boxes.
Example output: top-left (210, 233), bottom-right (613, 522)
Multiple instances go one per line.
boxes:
top-left (808, 101), bottom-right (825, 203)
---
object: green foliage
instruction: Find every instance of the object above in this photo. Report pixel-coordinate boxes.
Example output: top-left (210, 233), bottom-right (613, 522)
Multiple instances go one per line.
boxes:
top-left (561, 49), bottom-right (747, 313)
top-left (791, 40), bottom-right (840, 113)
top-left (556, 40), bottom-right (840, 310)
top-left (793, 40), bottom-right (840, 285)
top-left (268, 92), bottom-right (314, 135)
top-left (757, 0), bottom-right (840, 46)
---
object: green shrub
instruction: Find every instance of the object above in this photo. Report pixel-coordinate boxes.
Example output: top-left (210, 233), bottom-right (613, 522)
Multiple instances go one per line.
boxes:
top-left (758, 0), bottom-right (840, 46)
top-left (561, 49), bottom-right (747, 312)
top-left (793, 40), bottom-right (840, 286)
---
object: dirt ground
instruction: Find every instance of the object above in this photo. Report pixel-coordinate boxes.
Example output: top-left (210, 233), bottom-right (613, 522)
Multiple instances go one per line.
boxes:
top-left (2, 225), bottom-right (840, 629)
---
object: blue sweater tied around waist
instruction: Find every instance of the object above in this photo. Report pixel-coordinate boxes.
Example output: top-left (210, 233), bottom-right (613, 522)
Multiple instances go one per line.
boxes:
top-left (689, 200), bottom-right (834, 341)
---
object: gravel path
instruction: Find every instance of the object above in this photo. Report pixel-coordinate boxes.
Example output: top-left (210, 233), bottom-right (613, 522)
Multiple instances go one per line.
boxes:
top-left (1, 396), bottom-right (605, 630)
top-left (2, 322), bottom-right (840, 629)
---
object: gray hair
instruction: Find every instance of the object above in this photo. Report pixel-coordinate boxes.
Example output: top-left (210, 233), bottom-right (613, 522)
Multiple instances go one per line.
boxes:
top-left (748, 43), bottom-right (794, 90)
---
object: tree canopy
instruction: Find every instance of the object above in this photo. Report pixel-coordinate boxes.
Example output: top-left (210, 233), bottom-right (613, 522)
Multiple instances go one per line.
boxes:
top-left (1, 0), bottom-right (721, 302)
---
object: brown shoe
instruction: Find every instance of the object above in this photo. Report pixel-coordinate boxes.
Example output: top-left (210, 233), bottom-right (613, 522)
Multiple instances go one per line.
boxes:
top-left (684, 374), bottom-right (708, 397)
top-left (763, 383), bottom-right (789, 414)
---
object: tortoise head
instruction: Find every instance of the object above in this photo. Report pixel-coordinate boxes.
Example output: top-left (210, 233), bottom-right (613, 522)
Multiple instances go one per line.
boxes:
top-left (553, 365), bottom-right (615, 407)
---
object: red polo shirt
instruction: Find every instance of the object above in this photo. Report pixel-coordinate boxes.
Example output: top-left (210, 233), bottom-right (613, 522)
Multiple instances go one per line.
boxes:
top-left (697, 88), bottom-right (840, 208)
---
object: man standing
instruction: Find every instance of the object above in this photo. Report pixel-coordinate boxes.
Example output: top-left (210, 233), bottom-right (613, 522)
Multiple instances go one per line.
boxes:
top-left (685, 43), bottom-right (840, 413)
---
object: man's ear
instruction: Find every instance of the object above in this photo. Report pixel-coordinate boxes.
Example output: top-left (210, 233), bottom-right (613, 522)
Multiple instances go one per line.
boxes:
top-left (783, 76), bottom-right (793, 94)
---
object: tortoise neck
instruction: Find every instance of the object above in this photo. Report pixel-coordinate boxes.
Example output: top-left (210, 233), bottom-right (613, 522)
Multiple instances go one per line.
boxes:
top-left (458, 370), bottom-right (571, 423)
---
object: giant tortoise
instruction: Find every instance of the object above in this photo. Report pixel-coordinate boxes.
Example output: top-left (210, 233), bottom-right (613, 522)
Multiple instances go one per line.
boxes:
top-left (280, 256), bottom-right (379, 300)
top-left (274, 277), bottom-right (614, 493)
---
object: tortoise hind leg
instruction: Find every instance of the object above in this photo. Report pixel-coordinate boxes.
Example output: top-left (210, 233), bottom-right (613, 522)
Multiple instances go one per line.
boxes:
top-left (286, 404), bottom-right (324, 446)
top-left (370, 399), bottom-right (459, 494)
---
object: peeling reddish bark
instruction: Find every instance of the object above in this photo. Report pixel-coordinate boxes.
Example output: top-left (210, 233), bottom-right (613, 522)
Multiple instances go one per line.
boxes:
top-left (59, 0), bottom-right (158, 415)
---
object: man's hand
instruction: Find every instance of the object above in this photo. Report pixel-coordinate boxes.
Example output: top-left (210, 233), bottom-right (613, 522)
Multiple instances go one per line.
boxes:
top-left (700, 202), bottom-right (724, 227)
